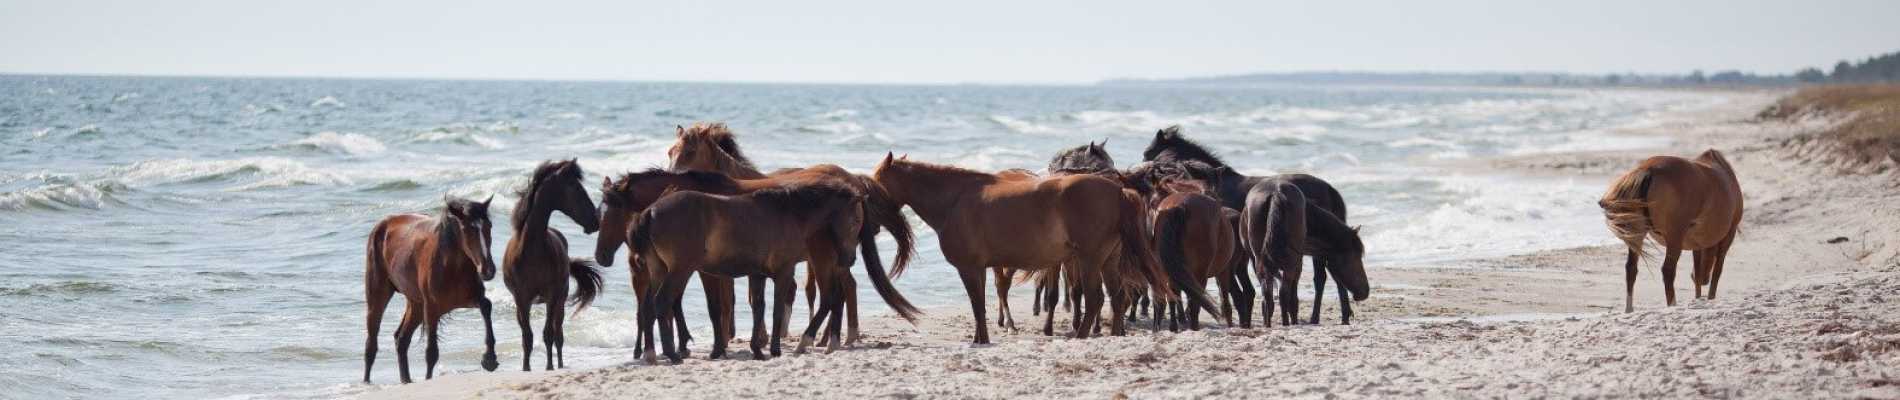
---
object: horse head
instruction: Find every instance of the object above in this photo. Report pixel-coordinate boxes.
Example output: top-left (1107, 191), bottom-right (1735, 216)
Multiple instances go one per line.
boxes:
top-left (544, 159), bottom-right (600, 234)
top-left (1143, 125), bottom-right (1184, 161)
top-left (446, 195), bottom-right (498, 281)
top-left (1334, 225), bottom-right (1371, 301)
top-left (595, 175), bottom-right (632, 266)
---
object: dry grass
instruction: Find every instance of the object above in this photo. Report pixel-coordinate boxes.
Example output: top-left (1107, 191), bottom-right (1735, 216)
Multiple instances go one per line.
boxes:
top-left (1760, 85), bottom-right (1900, 170)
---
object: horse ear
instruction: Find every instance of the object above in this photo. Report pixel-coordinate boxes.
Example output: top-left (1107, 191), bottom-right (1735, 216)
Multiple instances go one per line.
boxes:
top-left (1098, 138), bottom-right (1109, 149)
top-left (900, 153), bottom-right (909, 160)
top-left (676, 125), bottom-right (686, 137)
top-left (602, 176), bottom-right (613, 189)
top-left (881, 152), bottom-right (894, 165)
top-left (1352, 225), bottom-right (1362, 234)
top-left (1155, 129), bottom-right (1170, 140)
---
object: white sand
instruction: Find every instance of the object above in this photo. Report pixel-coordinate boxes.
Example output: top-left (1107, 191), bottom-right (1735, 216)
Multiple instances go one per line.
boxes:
top-left (356, 90), bottom-right (1900, 399)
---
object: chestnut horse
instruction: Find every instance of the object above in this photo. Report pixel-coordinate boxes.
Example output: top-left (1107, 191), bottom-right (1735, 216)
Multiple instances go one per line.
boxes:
top-left (363, 196), bottom-right (501, 383)
top-left (1148, 180), bottom-right (1239, 331)
top-left (872, 153), bottom-right (1219, 342)
top-left (629, 182), bottom-right (866, 363)
top-left (1599, 149), bottom-right (1743, 312)
top-left (665, 123), bottom-right (917, 347)
top-left (597, 168), bottom-right (919, 358)
top-left (1142, 126), bottom-right (1362, 325)
top-left (501, 159), bottom-right (605, 371)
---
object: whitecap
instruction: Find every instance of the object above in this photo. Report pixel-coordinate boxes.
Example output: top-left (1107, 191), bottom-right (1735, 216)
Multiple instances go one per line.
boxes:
top-left (409, 129), bottom-right (507, 150)
top-left (0, 181), bottom-right (127, 212)
top-left (287, 132), bottom-right (386, 155)
top-left (550, 112), bottom-right (586, 120)
top-left (987, 115), bottom-right (1057, 134)
top-left (309, 96), bottom-right (346, 108)
top-left (111, 92), bottom-right (141, 103)
top-left (800, 121), bottom-right (865, 135)
top-left (816, 109), bottom-right (859, 120)
top-left (115, 157), bottom-right (351, 190)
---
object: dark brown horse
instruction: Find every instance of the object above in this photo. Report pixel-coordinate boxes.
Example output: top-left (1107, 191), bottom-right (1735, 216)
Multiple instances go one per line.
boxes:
top-left (666, 123), bottom-right (917, 347)
top-left (501, 160), bottom-right (605, 371)
top-left (628, 182), bottom-right (867, 363)
top-left (1241, 177), bottom-right (1369, 327)
top-left (363, 196), bottom-right (500, 383)
top-left (1600, 149), bottom-right (1743, 312)
top-left (872, 154), bottom-right (1219, 342)
top-left (1142, 126), bottom-right (1363, 325)
top-left (597, 168), bottom-right (919, 358)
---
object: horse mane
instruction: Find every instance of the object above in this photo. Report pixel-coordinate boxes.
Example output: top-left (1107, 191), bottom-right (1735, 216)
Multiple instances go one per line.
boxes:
top-left (888, 158), bottom-right (1000, 184)
top-left (746, 182), bottom-right (861, 216)
top-left (1047, 141), bottom-right (1116, 175)
top-left (686, 122), bottom-right (757, 172)
top-left (1147, 125), bottom-right (1228, 167)
top-left (513, 159), bottom-right (583, 231)
top-left (1305, 207), bottom-right (1363, 256)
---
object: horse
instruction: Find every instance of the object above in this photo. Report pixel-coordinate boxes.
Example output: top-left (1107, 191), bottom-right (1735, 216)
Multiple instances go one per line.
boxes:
top-left (597, 168), bottom-right (919, 358)
top-left (363, 196), bottom-right (501, 384)
top-left (871, 153), bottom-right (1220, 342)
top-left (1141, 125), bottom-right (1366, 325)
top-left (628, 182), bottom-right (867, 363)
top-left (500, 159), bottom-right (605, 372)
top-left (1240, 177), bottom-right (1369, 327)
top-left (1147, 179), bottom-right (1239, 331)
top-left (666, 123), bottom-right (917, 348)
top-left (1599, 149), bottom-right (1743, 312)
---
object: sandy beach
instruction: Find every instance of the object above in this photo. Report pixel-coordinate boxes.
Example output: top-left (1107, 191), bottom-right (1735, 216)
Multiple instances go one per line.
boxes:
top-left (355, 89), bottom-right (1900, 399)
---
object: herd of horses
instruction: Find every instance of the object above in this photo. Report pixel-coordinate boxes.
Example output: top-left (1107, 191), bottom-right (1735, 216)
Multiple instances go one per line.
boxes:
top-left (359, 123), bottom-right (1744, 384)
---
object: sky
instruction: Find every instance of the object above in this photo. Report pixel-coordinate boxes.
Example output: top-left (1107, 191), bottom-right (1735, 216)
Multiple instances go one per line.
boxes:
top-left (1, 0), bottom-right (1896, 84)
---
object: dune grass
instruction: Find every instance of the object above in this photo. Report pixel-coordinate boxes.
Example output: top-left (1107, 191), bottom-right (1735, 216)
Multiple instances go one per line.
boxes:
top-left (1761, 85), bottom-right (1900, 170)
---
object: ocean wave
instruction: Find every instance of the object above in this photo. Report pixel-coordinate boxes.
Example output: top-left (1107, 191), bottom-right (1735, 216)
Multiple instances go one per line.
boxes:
top-left (799, 121), bottom-right (865, 135)
top-left (408, 129), bottom-right (507, 150)
top-left (816, 109), bottom-right (859, 120)
top-left (550, 112), bottom-right (586, 120)
top-left (114, 157), bottom-right (351, 190)
top-left (284, 132), bottom-right (386, 155)
top-left (987, 115), bottom-right (1057, 134)
top-left (308, 96), bottom-right (346, 108)
top-left (0, 180), bottom-right (129, 212)
top-left (0, 281), bottom-right (122, 297)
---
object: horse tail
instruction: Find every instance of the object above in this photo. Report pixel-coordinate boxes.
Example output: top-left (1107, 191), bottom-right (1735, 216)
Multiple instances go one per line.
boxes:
top-left (859, 175), bottom-right (916, 279)
top-left (366, 220), bottom-right (389, 287)
top-left (568, 258), bottom-right (604, 314)
top-left (860, 221), bottom-right (923, 324)
top-left (629, 209), bottom-right (656, 268)
top-left (1600, 165), bottom-right (1656, 259)
top-left (1115, 190), bottom-right (1169, 298)
top-left (1155, 204), bottom-right (1225, 323)
top-left (1698, 148), bottom-right (1735, 175)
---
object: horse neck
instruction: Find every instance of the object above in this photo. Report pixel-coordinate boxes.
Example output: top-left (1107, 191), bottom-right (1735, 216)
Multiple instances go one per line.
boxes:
top-left (709, 153), bottom-right (767, 179)
top-left (1218, 174), bottom-right (1260, 210)
top-left (1303, 207), bottom-right (1354, 255)
top-left (883, 167), bottom-right (981, 224)
top-left (515, 186), bottom-right (558, 240)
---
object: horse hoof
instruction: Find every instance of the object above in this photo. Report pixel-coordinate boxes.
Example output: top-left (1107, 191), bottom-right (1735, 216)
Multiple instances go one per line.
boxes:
top-left (709, 349), bottom-right (726, 360)
top-left (481, 354), bottom-right (499, 372)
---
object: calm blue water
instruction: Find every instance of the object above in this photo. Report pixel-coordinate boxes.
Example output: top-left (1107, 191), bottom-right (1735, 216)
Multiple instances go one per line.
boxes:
top-left (0, 75), bottom-right (1735, 398)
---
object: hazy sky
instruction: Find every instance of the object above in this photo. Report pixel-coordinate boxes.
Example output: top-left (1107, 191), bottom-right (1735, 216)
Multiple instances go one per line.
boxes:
top-left (2, 0), bottom-right (1895, 84)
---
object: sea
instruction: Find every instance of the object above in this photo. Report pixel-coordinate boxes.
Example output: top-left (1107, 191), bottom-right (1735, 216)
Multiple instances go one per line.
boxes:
top-left (0, 75), bottom-right (1744, 398)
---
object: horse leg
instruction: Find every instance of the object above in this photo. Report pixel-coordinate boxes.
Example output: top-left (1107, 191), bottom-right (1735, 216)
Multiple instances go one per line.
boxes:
top-left (1335, 277), bottom-right (1354, 325)
top-left (1280, 261), bottom-right (1302, 326)
top-left (1081, 278), bottom-right (1106, 340)
top-left (362, 280), bottom-right (394, 383)
top-left (1041, 270), bottom-right (1060, 336)
top-left (393, 304), bottom-right (421, 383)
top-left (1108, 286), bottom-right (1129, 336)
top-left (1710, 234), bottom-right (1735, 300)
top-left (748, 275), bottom-right (769, 360)
top-left (1310, 259), bottom-right (1328, 325)
top-left (476, 297), bottom-right (499, 372)
top-left (424, 308), bottom-right (441, 380)
top-left (1691, 250), bottom-right (1709, 299)
top-left (672, 300), bottom-right (692, 359)
top-left (655, 270), bottom-right (693, 364)
top-left (825, 277), bottom-right (848, 354)
top-left (771, 268), bottom-right (797, 357)
top-left (1661, 247), bottom-right (1683, 307)
top-left (512, 293), bottom-right (535, 371)
top-left (994, 268), bottom-right (1014, 331)
top-left (543, 291), bottom-right (564, 370)
top-left (1622, 249), bottom-right (1639, 312)
top-left (797, 275), bottom-right (837, 355)
top-left (844, 276), bottom-right (861, 347)
top-left (637, 282), bottom-right (658, 364)
top-left (1232, 260), bottom-right (1256, 328)
top-left (955, 266), bottom-right (990, 344)
top-left (700, 274), bottom-right (730, 360)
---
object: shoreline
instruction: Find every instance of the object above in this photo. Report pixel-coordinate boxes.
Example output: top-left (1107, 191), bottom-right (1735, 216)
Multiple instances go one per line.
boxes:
top-left (355, 89), bottom-right (1900, 399)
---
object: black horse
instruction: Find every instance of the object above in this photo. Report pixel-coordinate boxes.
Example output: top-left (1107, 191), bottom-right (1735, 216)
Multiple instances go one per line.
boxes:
top-left (1141, 125), bottom-right (1368, 325)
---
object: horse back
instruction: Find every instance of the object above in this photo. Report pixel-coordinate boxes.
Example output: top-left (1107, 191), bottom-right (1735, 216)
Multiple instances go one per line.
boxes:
top-left (1641, 154), bottom-right (1741, 250)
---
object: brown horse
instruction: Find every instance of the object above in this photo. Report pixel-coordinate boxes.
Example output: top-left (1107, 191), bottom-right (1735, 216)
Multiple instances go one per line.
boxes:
top-left (596, 168), bottom-right (919, 358)
top-left (1148, 180), bottom-right (1239, 331)
top-left (501, 159), bottom-right (605, 372)
top-left (1599, 149), bottom-right (1743, 312)
top-left (363, 196), bottom-right (501, 383)
top-left (666, 123), bottom-right (917, 347)
top-left (628, 182), bottom-right (866, 363)
top-left (872, 153), bottom-right (1220, 342)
